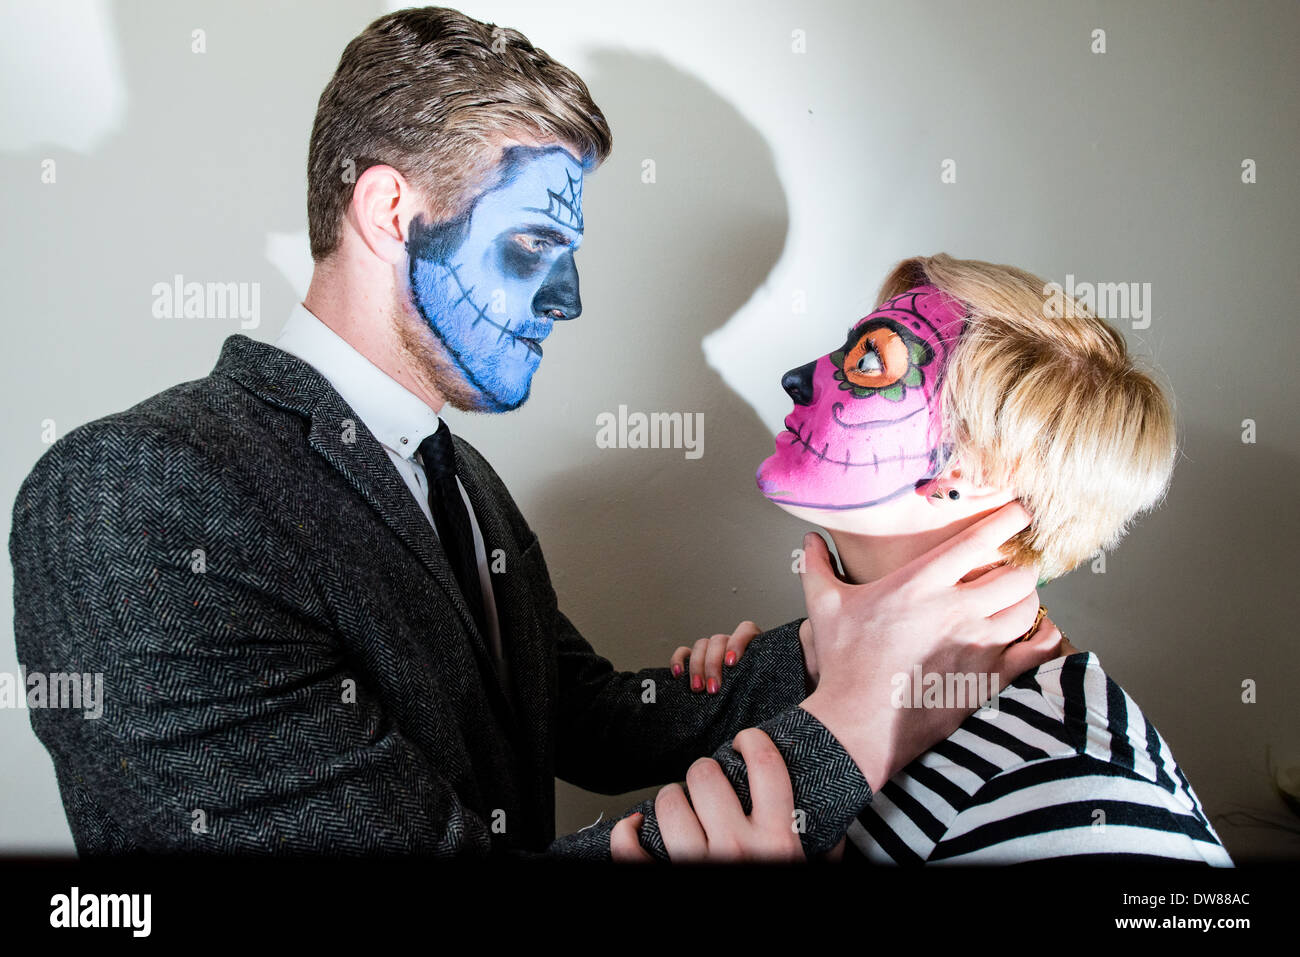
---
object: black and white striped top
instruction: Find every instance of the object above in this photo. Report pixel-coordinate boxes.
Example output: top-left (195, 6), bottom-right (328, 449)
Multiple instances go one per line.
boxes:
top-left (846, 651), bottom-right (1232, 865)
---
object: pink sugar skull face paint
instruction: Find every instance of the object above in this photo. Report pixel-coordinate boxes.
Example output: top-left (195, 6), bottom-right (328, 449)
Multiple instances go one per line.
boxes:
top-left (756, 285), bottom-right (967, 510)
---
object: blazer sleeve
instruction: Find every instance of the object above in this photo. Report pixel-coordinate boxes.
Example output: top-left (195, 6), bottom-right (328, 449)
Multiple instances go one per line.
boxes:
top-left (12, 424), bottom-right (502, 856)
top-left (547, 705), bottom-right (874, 860)
top-left (509, 530), bottom-right (807, 793)
top-left (550, 603), bottom-right (811, 794)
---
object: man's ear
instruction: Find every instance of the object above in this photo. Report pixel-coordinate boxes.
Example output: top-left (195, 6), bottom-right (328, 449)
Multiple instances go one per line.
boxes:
top-left (345, 164), bottom-right (416, 266)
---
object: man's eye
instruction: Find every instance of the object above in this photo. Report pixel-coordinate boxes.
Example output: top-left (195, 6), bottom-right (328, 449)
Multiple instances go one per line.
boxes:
top-left (514, 234), bottom-right (550, 254)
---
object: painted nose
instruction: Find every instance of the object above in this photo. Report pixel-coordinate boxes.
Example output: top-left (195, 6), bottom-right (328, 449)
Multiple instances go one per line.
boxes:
top-left (782, 361), bottom-right (817, 406)
top-left (532, 250), bottom-right (581, 321)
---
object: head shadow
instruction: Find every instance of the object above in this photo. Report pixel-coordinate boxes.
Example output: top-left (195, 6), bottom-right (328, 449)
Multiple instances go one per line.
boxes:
top-left (458, 47), bottom-right (806, 832)
top-left (517, 48), bottom-right (804, 622)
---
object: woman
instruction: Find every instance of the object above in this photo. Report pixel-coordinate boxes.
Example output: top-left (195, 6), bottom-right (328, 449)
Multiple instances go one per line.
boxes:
top-left (674, 254), bottom-right (1231, 865)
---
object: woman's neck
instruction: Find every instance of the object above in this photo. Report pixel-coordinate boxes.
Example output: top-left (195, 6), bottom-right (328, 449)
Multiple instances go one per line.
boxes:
top-left (828, 531), bottom-right (918, 584)
top-left (825, 512), bottom-right (995, 585)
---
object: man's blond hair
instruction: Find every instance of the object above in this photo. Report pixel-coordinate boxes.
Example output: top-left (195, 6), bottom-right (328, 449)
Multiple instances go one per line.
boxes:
top-left (878, 255), bottom-right (1177, 580)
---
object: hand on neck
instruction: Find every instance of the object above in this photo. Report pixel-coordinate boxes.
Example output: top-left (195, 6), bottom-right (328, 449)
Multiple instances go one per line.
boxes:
top-left (826, 519), bottom-right (992, 585)
top-left (814, 482), bottom-right (1020, 585)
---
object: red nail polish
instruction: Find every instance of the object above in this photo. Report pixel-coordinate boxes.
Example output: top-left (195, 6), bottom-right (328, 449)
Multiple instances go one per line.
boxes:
top-left (707, 678), bottom-right (718, 694)
top-left (691, 675), bottom-right (702, 692)
top-left (672, 664), bottom-right (682, 677)
top-left (725, 652), bottom-right (736, 667)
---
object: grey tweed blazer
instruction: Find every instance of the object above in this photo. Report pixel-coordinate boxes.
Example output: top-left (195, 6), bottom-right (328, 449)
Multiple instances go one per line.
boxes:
top-left (11, 334), bottom-right (871, 857)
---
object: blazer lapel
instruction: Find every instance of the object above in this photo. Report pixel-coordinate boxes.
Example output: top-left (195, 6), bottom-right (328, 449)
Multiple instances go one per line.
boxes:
top-left (213, 335), bottom-right (503, 689)
top-left (455, 439), bottom-right (550, 763)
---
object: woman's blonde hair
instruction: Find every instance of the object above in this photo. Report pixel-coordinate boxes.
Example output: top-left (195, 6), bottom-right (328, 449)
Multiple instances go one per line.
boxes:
top-left (878, 254), bottom-right (1177, 580)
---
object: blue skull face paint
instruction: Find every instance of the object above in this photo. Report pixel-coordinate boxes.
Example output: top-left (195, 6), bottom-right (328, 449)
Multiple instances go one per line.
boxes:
top-left (407, 145), bottom-right (585, 412)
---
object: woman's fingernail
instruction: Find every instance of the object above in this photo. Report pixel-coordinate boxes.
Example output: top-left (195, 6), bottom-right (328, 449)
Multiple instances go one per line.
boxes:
top-left (725, 652), bottom-right (736, 667)
top-left (671, 664), bottom-right (682, 677)
top-left (707, 678), bottom-right (719, 694)
top-left (691, 675), bottom-right (703, 692)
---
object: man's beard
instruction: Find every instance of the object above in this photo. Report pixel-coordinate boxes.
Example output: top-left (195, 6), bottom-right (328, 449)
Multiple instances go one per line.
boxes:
top-left (390, 297), bottom-right (506, 414)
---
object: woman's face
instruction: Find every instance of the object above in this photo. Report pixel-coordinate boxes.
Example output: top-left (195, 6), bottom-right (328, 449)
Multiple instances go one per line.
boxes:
top-left (756, 285), bottom-right (967, 514)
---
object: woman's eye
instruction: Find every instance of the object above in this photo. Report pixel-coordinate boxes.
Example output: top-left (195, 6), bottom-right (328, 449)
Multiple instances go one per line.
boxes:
top-left (843, 327), bottom-right (909, 388)
top-left (856, 350), bottom-right (883, 375)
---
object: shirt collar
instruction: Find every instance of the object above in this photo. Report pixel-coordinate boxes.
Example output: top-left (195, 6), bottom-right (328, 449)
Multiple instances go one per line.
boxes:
top-left (275, 303), bottom-right (443, 460)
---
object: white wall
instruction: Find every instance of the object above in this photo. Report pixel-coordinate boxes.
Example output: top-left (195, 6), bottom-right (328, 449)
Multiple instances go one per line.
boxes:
top-left (2, 0), bottom-right (1297, 859)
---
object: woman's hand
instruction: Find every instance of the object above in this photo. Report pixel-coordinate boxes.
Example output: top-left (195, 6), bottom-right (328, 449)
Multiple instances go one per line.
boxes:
top-left (669, 620), bottom-right (761, 694)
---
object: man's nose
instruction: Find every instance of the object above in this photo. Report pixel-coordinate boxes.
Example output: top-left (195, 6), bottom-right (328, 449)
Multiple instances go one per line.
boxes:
top-left (782, 361), bottom-right (817, 405)
top-left (532, 250), bottom-right (581, 321)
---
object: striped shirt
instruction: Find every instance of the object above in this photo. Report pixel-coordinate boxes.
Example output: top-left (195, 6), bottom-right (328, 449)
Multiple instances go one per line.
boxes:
top-left (846, 651), bottom-right (1232, 865)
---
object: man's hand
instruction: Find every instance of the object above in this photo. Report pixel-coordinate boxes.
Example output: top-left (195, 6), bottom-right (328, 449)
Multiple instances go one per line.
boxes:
top-left (798, 617), bottom-right (818, 690)
top-left (609, 728), bottom-right (805, 862)
top-left (798, 501), bottom-right (1061, 791)
top-left (669, 620), bottom-right (761, 694)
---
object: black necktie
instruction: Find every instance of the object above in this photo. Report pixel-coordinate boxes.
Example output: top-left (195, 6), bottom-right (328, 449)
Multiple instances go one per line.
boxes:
top-left (418, 421), bottom-right (488, 639)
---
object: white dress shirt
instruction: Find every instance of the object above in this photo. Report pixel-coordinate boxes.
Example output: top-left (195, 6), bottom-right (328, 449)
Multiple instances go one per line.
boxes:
top-left (275, 303), bottom-right (504, 666)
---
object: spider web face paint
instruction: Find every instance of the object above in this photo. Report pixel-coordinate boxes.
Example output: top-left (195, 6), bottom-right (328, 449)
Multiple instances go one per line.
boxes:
top-left (407, 146), bottom-right (585, 412)
top-left (756, 286), bottom-right (967, 510)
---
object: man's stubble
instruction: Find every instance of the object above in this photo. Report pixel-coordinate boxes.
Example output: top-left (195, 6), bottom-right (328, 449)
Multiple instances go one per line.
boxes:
top-left (390, 294), bottom-right (498, 414)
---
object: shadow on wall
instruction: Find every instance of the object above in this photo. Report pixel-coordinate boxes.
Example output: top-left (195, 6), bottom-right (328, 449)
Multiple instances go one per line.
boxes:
top-left (495, 51), bottom-right (821, 836)
top-left (0, 0), bottom-right (384, 422)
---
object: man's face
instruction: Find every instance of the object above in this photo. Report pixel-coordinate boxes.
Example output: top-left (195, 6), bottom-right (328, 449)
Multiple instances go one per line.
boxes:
top-left (756, 286), bottom-right (967, 510)
top-left (406, 144), bottom-right (585, 412)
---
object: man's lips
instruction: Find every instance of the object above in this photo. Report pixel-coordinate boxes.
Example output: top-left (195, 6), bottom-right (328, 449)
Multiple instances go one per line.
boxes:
top-left (508, 323), bottom-right (552, 357)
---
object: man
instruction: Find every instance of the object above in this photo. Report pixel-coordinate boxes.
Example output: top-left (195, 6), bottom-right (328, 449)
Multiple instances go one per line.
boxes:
top-left (10, 7), bottom-right (1053, 859)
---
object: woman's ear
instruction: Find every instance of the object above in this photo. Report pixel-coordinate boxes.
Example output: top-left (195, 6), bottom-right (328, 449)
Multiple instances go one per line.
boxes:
top-left (918, 465), bottom-right (1014, 510)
